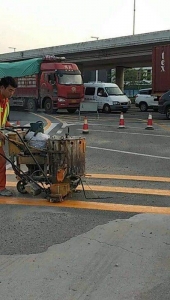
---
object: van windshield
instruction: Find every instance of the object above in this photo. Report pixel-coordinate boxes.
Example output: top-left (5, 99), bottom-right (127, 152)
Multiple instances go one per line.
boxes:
top-left (105, 87), bottom-right (123, 95)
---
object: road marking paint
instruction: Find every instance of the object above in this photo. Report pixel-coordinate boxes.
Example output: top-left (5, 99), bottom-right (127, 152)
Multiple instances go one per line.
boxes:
top-left (87, 146), bottom-right (170, 160)
top-left (76, 185), bottom-right (170, 196)
top-left (30, 112), bottom-right (51, 131)
top-left (6, 170), bottom-right (170, 183)
top-left (0, 197), bottom-right (169, 214)
top-left (45, 123), bottom-right (58, 134)
top-left (4, 181), bottom-right (170, 196)
top-left (85, 173), bottom-right (170, 182)
top-left (79, 129), bottom-right (170, 138)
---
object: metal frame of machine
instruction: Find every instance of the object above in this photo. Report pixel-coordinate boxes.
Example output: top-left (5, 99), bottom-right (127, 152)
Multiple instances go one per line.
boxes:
top-left (4, 125), bottom-right (86, 202)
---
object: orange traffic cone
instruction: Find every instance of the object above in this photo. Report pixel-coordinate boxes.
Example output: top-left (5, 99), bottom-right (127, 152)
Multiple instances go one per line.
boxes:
top-left (145, 113), bottom-right (154, 130)
top-left (82, 116), bottom-right (89, 134)
top-left (118, 112), bottom-right (125, 128)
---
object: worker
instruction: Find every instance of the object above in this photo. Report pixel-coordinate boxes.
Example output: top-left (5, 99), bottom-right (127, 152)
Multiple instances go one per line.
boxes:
top-left (0, 77), bottom-right (17, 196)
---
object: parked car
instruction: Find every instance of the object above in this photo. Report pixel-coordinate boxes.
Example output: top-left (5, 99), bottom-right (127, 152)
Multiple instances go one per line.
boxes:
top-left (158, 90), bottom-right (170, 119)
top-left (135, 88), bottom-right (158, 112)
top-left (84, 82), bottom-right (131, 113)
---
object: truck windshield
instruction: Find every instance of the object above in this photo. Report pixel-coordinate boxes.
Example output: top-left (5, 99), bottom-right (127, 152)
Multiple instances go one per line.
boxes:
top-left (105, 87), bottom-right (123, 95)
top-left (57, 74), bottom-right (83, 85)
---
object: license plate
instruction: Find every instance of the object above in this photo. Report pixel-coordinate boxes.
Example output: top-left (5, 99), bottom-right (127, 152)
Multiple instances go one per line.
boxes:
top-left (71, 100), bottom-right (77, 103)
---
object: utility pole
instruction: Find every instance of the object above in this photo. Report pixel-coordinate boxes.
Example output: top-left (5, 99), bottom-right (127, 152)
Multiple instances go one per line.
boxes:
top-left (133, 0), bottom-right (136, 35)
top-left (91, 36), bottom-right (99, 82)
top-left (8, 47), bottom-right (16, 52)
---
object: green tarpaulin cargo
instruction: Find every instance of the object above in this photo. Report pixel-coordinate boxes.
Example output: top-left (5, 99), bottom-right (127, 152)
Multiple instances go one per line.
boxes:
top-left (0, 58), bottom-right (43, 78)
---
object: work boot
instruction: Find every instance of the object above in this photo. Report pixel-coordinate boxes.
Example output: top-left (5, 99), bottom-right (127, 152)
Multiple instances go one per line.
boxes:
top-left (0, 189), bottom-right (13, 197)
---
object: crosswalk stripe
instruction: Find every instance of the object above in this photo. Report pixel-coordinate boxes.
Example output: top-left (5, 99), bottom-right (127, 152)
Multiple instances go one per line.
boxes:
top-left (0, 197), bottom-right (169, 214)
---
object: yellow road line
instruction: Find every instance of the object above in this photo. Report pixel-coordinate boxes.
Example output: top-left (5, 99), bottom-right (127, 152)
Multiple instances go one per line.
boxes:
top-left (5, 181), bottom-right (170, 196)
top-left (77, 185), bottom-right (170, 196)
top-left (7, 170), bottom-right (170, 183)
top-left (45, 114), bottom-right (65, 126)
top-left (0, 197), bottom-right (169, 214)
top-left (30, 113), bottom-right (51, 131)
top-left (85, 173), bottom-right (170, 182)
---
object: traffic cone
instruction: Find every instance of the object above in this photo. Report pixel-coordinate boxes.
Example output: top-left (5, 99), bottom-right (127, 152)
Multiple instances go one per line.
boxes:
top-left (145, 113), bottom-right (154, 130)
top-left (118, 112), bottom-right (125, 128)
top-left (82, 116), bottom-right (89, 134)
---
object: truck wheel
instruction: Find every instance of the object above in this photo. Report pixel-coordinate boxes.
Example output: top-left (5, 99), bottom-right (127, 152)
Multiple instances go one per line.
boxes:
top-left (44, 98), bottom-right (54, 114)
top-left (139, 102), bottom-right (148, 112)
top-left (103, 104), bottom-right (111, 113)
top-left (165, 107), bottom-right (170, 119)
top-left (67, 108), bottom-right (77, 113)
top-left (27, 99), bottom-right (37, 112)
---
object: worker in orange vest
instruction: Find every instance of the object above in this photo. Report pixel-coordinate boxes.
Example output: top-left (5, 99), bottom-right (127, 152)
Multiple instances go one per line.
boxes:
top-left (0, 77), bottom-right (17, 196)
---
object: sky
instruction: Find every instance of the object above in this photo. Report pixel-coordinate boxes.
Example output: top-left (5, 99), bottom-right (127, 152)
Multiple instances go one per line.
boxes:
top-left (1, 0), bottom-right (170, 54)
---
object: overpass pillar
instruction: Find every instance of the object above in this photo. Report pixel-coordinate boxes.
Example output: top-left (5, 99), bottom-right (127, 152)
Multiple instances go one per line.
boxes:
top-left (116, 66), bottom-right (124, 91)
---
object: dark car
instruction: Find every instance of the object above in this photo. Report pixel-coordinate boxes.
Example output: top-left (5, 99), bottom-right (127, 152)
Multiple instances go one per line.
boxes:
top-left (158, 90), bottom-right (170, 119)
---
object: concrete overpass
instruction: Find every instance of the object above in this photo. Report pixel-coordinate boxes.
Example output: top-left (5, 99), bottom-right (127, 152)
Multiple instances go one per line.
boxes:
top-left (0, 30), bottom-right (170, 90)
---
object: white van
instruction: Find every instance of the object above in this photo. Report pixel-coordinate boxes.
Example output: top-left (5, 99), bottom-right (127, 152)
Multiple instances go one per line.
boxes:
top-left (84, 82), bottom-right (131, 113)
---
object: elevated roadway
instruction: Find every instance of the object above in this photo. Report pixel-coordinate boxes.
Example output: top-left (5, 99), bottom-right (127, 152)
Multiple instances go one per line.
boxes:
top-left (0, 30), bottom-right (170, 90)
top-left (0, 30), bottom-right (170, 69)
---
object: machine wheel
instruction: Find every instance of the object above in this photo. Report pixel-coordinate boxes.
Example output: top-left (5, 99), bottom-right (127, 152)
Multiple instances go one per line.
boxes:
top-left (139, 102), bottom-right (148, 112)
top-left (165, 107), bottom-right (170, 119)
top-left (17, 181), bottom-right (28, 194)
top-left (44, 98), bottom-right (54, 114)
top-left (67, 108), bottom-right (77, 113)
top-left (103, 104), bottom-right (111, 113)
top-left (27, 99), bottom-right (37, 112)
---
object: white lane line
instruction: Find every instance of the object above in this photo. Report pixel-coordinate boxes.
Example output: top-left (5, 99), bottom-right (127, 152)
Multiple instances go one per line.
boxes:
top-left (45, 123), bottom-right (58, 134)
top-left (87, 146), bottom-right (170, 160)
top-left (77, 129), bottom-right (170, 138)
top-left (15, 122), bottom-right (58, 135)
top-left (68, 123), bottom-right (164, 131)
top-left (56, 121), bottom-right (68, 134)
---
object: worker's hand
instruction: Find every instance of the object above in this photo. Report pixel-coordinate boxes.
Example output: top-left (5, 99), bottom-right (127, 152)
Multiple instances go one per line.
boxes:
top-left (0, 132), bottom-right (5, 144)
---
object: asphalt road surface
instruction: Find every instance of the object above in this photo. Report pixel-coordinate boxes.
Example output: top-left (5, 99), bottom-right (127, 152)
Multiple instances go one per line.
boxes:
top-left (0, 107), bottom-right (170, 300)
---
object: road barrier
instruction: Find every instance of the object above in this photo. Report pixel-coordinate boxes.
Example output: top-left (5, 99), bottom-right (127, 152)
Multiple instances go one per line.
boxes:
top-left (145, 113), bottom-right (154, 130)
top-left (79, 101), bottom-right (99, 120)
top-left (118, 112), bottom-right (125, 128)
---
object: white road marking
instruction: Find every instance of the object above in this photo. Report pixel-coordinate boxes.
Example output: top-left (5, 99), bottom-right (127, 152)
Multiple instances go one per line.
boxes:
top-left (87, 146), bottom-right (170, 160)
top-left (77, 129), bottom-right (170, 138)
top-left (45, 123), bottom-right (58, 134)
top-left (56, 121), bottom-right (68, 134)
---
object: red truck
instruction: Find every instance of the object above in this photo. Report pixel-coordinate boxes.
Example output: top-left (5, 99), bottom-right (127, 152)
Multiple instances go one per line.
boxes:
top-left (152, 44), bottom-right (170, 118)
top-left (0, 56), bottom-right (84, 113)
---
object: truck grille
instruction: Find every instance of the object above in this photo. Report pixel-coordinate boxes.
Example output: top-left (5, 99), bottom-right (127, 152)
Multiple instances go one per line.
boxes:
top-left (121, 102), bottom-right (128, 105)
top-left (67, 93), bottom-right (81, 99)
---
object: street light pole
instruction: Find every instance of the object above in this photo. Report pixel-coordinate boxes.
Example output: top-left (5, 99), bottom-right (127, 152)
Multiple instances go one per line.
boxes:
top-left (133, 0), bottom-right (136, 35)
top-left (8, 47), bottom-right (16, 52)
top-left (91, 36), bottom-right (99, 82)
